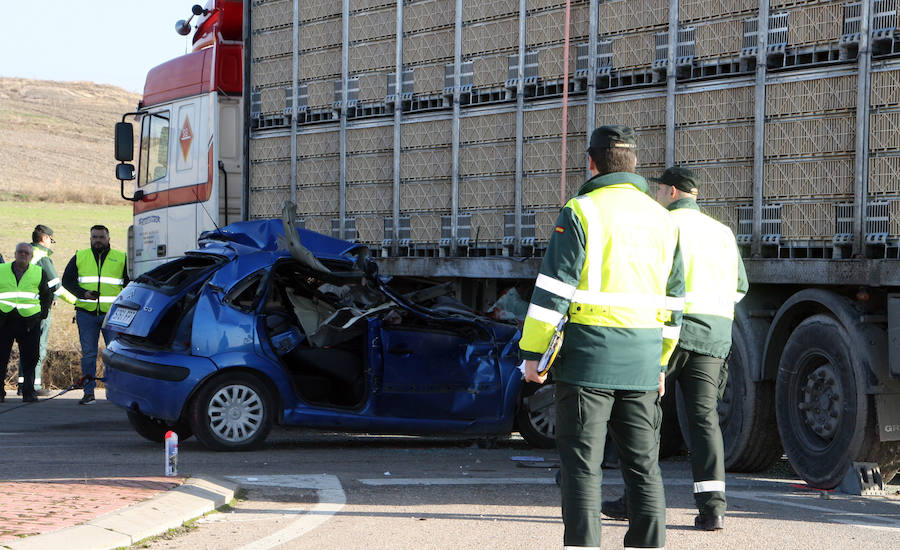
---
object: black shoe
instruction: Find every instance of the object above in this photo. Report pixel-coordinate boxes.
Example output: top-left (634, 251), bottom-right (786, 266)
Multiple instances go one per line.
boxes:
top-left (694, 514), bottom-right (724, 531)
top-left (601, 496), bottom-right (629, 520)
top-left (35, 389), bottom-right (50, 397)
top-left (22, 394), bottom-right (39, 403)
top-left (16, 384), bottom-right (22, 396)
top-left (78, 394), bottom-right (96, 405)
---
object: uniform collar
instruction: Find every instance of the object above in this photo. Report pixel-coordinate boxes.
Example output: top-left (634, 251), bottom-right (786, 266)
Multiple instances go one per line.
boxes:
top-left (667, 197), bottom-right (700, 211)
top-left (32, 243), bottom-right (52, 255)
top-left (577, 171), bottom-right (649, 196)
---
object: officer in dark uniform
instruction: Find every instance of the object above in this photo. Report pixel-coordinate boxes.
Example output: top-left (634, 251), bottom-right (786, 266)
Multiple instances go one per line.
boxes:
top-left (603, 166), bottom-right (748, 531)
top-left (521, 126), bottom-right (685, 549)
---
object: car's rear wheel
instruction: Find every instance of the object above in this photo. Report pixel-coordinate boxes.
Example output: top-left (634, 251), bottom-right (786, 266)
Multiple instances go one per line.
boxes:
top-left (126, 410), bottom-right (193, 443)
top-left (189, 372), bottom-right (273, 451)
top-left (517, 382), bottom-right (556, 448)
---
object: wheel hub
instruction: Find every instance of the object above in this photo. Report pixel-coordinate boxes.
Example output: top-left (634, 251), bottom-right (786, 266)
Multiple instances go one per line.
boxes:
top-left (208, 385), bottom-right (264, 442)
top-left (798, 365), bottom-right (841, 439)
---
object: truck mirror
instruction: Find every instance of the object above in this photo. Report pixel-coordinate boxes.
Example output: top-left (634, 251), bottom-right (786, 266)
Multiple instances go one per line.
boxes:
top-left (116, 163), bottom-right (135, 181)
top-left (115, 122), bottom-right (134, 161)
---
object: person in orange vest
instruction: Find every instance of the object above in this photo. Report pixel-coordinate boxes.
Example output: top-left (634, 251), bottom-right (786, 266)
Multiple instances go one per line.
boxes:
top-left (0, 243), bottom-right (53, 402)
top-left (61, 225), bottom-right (129, 405)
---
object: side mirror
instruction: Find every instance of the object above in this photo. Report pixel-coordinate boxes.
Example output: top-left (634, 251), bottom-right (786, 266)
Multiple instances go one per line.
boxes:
top-left (116, 163), bottom-right (135, 181)
top-left (115, 122), bottom-right (134, 161)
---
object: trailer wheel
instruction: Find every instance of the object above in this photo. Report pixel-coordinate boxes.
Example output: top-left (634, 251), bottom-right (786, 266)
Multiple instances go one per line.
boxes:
top-left (776, 315), bottom-right (884, 488)
top-left (677, 321), bottom-right (782, 472)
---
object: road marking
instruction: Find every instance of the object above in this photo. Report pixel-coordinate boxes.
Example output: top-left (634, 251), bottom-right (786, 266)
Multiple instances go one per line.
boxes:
top-left (730, 490), bottom-right (900, 532)
top-left (356, 476), bottom-right (705, 487)
top-left (226, 474), bottom-right (346, 550)
top-left (359, 476), bottom-right (556, 486)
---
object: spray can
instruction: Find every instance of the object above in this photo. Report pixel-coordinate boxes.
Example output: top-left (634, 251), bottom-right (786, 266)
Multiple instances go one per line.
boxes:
top-left (165, 430), bottom-right (178, 477)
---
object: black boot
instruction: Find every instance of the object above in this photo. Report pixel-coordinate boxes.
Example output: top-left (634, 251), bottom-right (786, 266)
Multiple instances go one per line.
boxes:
top-left (694, 513), bottom-right (724, 531)
top-left (601, 495), bottom-right (628, 520)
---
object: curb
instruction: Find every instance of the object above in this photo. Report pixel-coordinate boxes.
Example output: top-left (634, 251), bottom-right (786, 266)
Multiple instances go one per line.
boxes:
top-left (3, 475), bottom-right (239, 550)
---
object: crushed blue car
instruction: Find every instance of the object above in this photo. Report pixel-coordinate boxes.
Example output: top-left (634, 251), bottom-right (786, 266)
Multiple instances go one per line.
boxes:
top-left (102, 207), bottom-right (555, 451)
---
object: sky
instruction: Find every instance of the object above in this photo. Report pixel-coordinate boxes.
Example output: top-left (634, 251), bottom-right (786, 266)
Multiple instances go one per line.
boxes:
top-left (0, 0), bottom-right (199, 93)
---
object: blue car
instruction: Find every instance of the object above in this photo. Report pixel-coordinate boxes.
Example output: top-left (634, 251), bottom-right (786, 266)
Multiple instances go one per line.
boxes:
top-left (102, 215), bottom-right (555, 451)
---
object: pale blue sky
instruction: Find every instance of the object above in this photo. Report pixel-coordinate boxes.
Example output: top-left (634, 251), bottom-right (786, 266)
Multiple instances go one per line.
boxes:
top-left (0, 0), bottom-right (199, 93)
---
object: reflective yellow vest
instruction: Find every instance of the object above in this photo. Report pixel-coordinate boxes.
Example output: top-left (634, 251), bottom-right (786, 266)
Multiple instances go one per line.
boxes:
top-left (0, 263), bottom-right (42, 317)
top-left (75, 248), bottom-right (127, 313)
top-left (32, 245), bottom-right (77, 305)
top-left (519, 172), bottom-right (686, 389)
top-left (670, 207), bottom-right (744, 320)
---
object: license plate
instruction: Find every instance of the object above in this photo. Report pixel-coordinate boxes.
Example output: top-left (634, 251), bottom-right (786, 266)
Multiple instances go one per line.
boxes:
top-left (107, 307), bottom-right (137, 327)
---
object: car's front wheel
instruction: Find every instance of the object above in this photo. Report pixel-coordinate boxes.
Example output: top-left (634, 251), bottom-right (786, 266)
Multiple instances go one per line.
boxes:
top-left (189, 371), bottom-right (274, 451)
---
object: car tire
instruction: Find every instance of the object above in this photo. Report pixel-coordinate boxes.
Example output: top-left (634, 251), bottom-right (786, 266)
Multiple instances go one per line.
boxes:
top-left (189, 371), bottom-right (274, 451)
top-left (517, 382), bottom-right (556, 449)
top-left (126, 410), bottom-right (193, 443)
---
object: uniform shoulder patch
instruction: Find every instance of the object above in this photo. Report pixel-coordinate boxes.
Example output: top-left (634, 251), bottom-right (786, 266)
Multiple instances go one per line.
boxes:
top-left (554, 226), bottom-right (565, 233)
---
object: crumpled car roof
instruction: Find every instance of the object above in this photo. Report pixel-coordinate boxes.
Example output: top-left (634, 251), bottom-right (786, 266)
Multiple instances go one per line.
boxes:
top-left (199, 219), bottom-right (367, 264)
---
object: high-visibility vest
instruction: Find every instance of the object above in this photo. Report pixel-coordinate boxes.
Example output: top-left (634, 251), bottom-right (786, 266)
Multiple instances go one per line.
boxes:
top-left (670, 208), bottom-right (744, 319)
top-left (0, 263), bottom-right (42, 317)
top-left (75, 248), bottom-right (126, 313)
top-left (520, 182), bottom-right (684, 368)
top-left (32, 245), bottom-right (77, 304)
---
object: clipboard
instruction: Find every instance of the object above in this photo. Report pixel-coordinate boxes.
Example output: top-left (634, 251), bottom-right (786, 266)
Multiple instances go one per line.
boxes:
top-left (537, 315), bottom-right (567, 376)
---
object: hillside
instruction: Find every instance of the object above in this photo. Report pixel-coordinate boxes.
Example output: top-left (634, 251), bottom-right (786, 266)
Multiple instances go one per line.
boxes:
top-left (0, 77), bottom-right (141, 205)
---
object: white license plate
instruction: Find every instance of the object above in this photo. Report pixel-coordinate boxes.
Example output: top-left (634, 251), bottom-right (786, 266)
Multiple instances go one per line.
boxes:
top-left (107, 307), bottom-right (137, 327)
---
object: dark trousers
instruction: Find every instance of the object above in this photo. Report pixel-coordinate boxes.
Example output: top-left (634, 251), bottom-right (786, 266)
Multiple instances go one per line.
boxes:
top-left (18, 312), bottom-right (50, 390)
top-left (555, 382), bottom-right (666, 549)
top-left (0, 315), bottom-right (40, 399)
top-left (668, 346), bottom-right (727, 516)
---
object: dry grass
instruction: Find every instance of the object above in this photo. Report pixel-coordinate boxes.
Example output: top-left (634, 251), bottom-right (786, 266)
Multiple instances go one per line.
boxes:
top-left (0, 77), bottom-right (140, 205)
top-left (1, 77), bottom-right (139, 389)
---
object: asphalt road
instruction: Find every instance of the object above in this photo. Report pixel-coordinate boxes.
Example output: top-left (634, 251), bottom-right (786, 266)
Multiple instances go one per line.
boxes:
top-left (1, 391), bottom-right (899, 549)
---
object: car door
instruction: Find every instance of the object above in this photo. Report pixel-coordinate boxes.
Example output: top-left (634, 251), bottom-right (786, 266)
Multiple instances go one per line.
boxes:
top-left (376, 322), bottom-right (502, 421)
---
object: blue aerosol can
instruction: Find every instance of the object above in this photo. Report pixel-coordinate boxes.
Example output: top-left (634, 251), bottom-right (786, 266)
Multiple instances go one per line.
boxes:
top-left (165, 430), bottom-right (178, 476)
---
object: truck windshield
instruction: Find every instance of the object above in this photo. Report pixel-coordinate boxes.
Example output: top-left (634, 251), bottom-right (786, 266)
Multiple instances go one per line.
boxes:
top-left (137, 111), bottom-right (171, 187)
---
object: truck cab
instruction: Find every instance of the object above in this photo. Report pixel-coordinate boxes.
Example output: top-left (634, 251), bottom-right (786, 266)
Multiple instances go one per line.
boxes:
top-left (114, 0), bottom-right (243, 277)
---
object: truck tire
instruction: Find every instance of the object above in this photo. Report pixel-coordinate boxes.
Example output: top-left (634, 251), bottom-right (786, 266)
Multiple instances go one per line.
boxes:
top-left (677, 324), bottom-right (782, 472)
top-left (189, 371), bottom-right (274, 451)
top-left (775, 314), bottom-right (898, 488)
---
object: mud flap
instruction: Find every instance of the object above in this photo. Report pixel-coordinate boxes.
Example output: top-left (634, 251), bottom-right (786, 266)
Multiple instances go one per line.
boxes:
top-left (875, 393), bottom-right (900, 442)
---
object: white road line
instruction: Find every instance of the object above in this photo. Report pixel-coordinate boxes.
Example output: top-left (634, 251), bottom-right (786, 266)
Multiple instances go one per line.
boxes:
top-left (226, 474), bottom-right (346, 550)
top-left (358, 477), bottom-right (557, 486)
top-left (356, 476), bottom-right (705, 487)
top-left (729, 490), bottom-right (900, 532)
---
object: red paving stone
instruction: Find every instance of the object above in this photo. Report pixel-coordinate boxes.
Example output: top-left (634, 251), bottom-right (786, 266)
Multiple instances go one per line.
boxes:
top-left (0, 477), bottom-right (185, 542)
